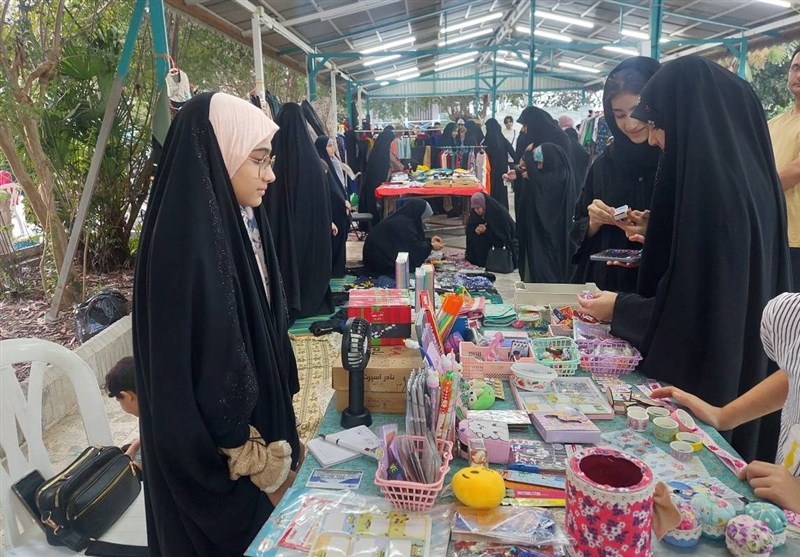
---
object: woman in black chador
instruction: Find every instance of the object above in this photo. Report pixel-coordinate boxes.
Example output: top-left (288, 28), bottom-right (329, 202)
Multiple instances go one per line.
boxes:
top-left (570, 57), bottom-right (661, 292)
top-left (133, 93), bottom-right (303, 556)
top-left (465, 191), bottom-right (517, 268)
top-left (316, 135), bottom-right (351, 278)
top-left (578, 56), bottom-right (792, 463)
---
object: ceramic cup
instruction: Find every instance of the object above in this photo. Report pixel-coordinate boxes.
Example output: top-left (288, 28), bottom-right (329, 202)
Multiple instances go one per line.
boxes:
top-left (627, 407), bottom-right (649, 431)
top-left (646, 406), bottom-right (670, 421)
top-left (653, 417), bottom-right (679, 442)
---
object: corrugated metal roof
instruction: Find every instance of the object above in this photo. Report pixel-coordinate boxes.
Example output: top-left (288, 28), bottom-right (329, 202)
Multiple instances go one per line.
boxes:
top-left (165, 0), bottom-right (800, 95)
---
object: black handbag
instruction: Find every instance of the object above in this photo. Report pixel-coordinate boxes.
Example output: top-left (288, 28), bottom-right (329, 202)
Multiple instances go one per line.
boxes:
top-left (34, 446), bottom-right (145, 555)
top-left (485, 245), bottom-right (515, 273)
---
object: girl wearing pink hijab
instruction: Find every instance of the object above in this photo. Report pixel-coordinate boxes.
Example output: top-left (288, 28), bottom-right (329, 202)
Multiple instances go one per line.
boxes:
top-left (133, 93), bottom-right (303, 556)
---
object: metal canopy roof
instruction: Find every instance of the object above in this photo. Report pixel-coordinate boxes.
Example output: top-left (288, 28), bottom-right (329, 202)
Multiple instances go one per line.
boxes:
top-left (166, 0), bottom-right (800, 98)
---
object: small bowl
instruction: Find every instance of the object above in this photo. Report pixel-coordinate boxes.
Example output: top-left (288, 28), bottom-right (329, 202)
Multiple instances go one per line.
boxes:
top-left (646, 406), bottom-right (670, 421)
top-left (653, 417), bottom-right (679, 442)
top-left (627, 407), bottom-right (649, 431)
top-left (671, 409), bottom-right (698, 432)
top-left (676, 432), bottom-right (703, 452)
top-left (511, 362), bottom-right (557, 392)
top-left (670, 441), bottom-right (694, 462)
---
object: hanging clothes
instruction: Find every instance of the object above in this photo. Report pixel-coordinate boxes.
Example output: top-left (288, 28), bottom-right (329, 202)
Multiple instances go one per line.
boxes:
top-left (613, 56), bottom-right (792, 463)
top-left (265, 103), bottom-right (333, 320)
top-left (133, 93), bottom-right (301, 556)
top-left (571, 57), bottom-right (661, 292)
top-left (517, 144), bottom-right (577, 283)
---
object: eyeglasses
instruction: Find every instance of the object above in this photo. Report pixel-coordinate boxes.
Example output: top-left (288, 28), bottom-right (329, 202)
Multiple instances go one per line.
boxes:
top-left (249, 154), bottom-right (276, 178)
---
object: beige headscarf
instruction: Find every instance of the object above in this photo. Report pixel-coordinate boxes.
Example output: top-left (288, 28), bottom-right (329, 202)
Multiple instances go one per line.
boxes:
top-left (209, 93), bottom-right (279, 178)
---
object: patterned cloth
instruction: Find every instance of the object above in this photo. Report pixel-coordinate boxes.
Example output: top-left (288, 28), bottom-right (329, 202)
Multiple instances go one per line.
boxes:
top-left (240, 206), bottom-right (271, 306)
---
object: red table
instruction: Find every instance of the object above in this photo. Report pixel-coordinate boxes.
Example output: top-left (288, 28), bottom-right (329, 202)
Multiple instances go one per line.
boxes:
top-left (375, 183), bottom-right (484, 220)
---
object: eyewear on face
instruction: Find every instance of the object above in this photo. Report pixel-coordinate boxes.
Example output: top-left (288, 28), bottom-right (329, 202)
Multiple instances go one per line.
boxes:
top-left (250, 154), bottom-right (276, 177)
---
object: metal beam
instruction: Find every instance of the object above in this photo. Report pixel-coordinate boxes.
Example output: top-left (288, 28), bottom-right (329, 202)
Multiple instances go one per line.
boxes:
top-left (601, 0), bottom-right (747, 31)
top-left (266, 0), bottom-right (387, 29)
top-left (528, 0), bottom-right (536, 104)
top-left (650, 0), bottom-right (664, 60)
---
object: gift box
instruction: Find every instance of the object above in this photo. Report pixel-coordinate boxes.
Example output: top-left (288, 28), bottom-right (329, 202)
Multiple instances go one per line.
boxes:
top-left (332, 345), bottom-right (421, 414)
top-left (347, 289), bottom-right (412, 346)
top-left (565, 447), bottom-right (655, 557)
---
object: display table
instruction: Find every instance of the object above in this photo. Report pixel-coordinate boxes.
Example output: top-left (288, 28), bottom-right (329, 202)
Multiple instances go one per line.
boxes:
top-left (375, 182), bottom-right (484, 220)
top-left (250, 371), bottom-right (799, 556)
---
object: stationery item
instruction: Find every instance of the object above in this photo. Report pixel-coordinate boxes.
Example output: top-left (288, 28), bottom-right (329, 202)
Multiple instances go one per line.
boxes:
top-left (501, 497), bottom-right (566, 508)
top-left (690, 427), bottom-right (747, 475)
top-left (321, 425), bottom-right (383, 460)
top-left (671, 408), bottom-right (698, 432)
top-left (670, 441), bottom-right (694, 462)
top-left (511, 362), bottom-right (557, 392)
top-left (627, 407), bottom-right (649, 431)
top-left (636, 383), bottom-right (677, 411)
top-left (531, 408), bottom-right (601, 444)
top-left (307, 437), bottom-right (361, 468)
top-left (457, 420), bottom-right (511, 464)
top-left (466, 409), bottom-right (531, 430)
top-left (306, 469), bottom-right (363, 490)
top-left (565, 447), bottom-right (655, 557)
top-left (675, 432), bottom-right (703, 452)
top-left (601, 429), bottom-right (710, 481)
top-left (468, 437), bottom-right (488, 467)
top-left (505, 486), bottom-right (566, 500)
top-left (501, 470), bottom-right (566, 490)
top-left (507, 439), bottom-right (568, 473)
top-left (452, 505), bottom-right (569, 547)
top-left (310, 510), bottom-right (432, 557)
top-left (646, 406), bottom-right (670, 421)
top-left (414, 268), bottom-right (424, 310)
top-left (666, 474), bottom-right (744, 501)
top-left (395, 252), bottom-right (409, 290)
top-left (653, 416), bottom-right (679, 442)
top-left (510, 376), bottom-right (614, 420)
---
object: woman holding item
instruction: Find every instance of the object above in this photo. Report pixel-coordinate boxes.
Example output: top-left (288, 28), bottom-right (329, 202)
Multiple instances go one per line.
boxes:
top-left (133, 93), bottom-right (303, 556)
top-left (577, 56), bottom-right (792, 462)
top-left (570, 57), bottom-right (661, 291)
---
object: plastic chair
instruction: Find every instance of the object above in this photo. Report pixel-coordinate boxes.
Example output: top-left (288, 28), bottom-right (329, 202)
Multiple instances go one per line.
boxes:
top-left (0, 338), bottom-right (146, 554)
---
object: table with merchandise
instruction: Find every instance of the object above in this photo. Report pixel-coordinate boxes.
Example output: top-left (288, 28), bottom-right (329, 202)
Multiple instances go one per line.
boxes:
top-left (246, 287), bottom-right (799, 557)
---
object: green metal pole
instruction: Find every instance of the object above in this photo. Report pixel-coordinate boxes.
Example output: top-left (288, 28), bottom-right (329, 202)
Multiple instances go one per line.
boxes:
top-left (474, 64), bottom-right (480, 118)
top-left (528, 0), bottom-right (536, 104)
top-left (150, 0), bottom-right (170, 85)
top-left (649, 0), bottom-right (664, 60)
top-left (48, 0), bottom-right (149, 318)
top-left (365, 95), bottom-right (371, 126)
top-left (307, 55), bottom-right (318, 100)
top-left (738, 36), bottom-right (748, 79)
top-left (492, 52), bottom-right (498, 118)
top-left (346, 79), bottom-right (354, 127)
top-left (582, 89), bottom-right (587, 105)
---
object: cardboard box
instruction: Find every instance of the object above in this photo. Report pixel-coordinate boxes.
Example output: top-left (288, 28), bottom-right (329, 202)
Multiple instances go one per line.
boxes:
top-left (347, 289), bottom-right (412, 346)
top-left (332, 345), bottom-right (422, 414)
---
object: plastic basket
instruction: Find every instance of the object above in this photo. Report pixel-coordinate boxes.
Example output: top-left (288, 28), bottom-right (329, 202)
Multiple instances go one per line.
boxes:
top-left (459, 341), bottom-right (537, 380)
top-left (531, 336), bottom-right (580, 376)
top-left (374, 437), bottom-right (453, 512)
top-left (582, 339), bottom-right (642, 376)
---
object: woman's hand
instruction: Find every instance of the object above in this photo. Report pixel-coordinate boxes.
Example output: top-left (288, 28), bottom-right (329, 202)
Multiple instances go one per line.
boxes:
top-left (575, 291), bottom-right (618, 322)
top-left (503, 170), bottom-right (517, 181)
top-left (740, 461), bottom-right (800, 514)
top-left (431, 236), bottom-right (444, 251)
top-left (649, 386), bottom-right (725, 430)
top-left (587, 199), bottom-right (616, 237)
top-left (296, 440), bottom-right (305, 470)
top-left (475, 223), bottom-right (487, 235)
top-left (345, 200), bottom-right (352, 213)
top-left (331, 223), bottom-right (338, 236)
top-left (617, 209), bottom-right (650, 240)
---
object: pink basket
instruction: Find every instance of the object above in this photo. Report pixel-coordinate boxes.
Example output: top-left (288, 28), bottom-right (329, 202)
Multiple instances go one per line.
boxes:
top-left (374, 437), bottom-right (453, 512)
top-left (582, 339), bottom-right (642, 376)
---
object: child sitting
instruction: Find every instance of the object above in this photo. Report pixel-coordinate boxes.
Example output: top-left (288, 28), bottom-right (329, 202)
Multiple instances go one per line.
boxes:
top-left (651, 292), bottom-right (800, 512)
top-left (105, 356), bottom-right (141, 469)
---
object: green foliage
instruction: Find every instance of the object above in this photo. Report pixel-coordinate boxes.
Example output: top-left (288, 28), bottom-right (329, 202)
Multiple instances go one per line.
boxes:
top-left (749, 43), bottom-right (796, 119)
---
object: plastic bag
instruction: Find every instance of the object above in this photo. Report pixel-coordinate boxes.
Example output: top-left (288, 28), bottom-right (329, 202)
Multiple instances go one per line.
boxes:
top-left (74, 290), bottom-right (129, 343)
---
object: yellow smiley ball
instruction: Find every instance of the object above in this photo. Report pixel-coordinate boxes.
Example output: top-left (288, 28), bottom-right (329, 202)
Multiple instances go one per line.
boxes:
top-left (451, 466), bottom-right (505, 508)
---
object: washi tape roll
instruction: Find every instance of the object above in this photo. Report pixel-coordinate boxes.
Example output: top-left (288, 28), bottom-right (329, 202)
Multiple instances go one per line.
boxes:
top-left (653, 416), bottom-right (679, 442)
top-left (646, 406), bottom-right (670, 421)
top-left (670, 440), bottom-right (694, 462)
top-left (671, 408), bottom-right (698, 433)
top-left (675, 432), bottom-right (703, 452)
top-left (627, 407), bottom-right (649, 431)
top-left (566, 447), bottom-right (655, 557)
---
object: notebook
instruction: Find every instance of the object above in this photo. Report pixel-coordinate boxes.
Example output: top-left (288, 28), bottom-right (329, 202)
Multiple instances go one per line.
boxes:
top-left (307, 426), bottom-right (382, 468)
top-left (531, 408), bottom-right (601, 444)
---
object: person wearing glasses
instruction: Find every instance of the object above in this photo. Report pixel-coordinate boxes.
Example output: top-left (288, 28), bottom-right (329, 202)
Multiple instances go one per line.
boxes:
top-left (768, 46), bottom-right (800, 289)
top-left (133, 93), bottom-right (304, 556)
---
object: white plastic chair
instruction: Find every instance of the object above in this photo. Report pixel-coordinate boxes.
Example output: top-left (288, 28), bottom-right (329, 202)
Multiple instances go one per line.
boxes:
top-left (1, 338), bottom-right (146, 554)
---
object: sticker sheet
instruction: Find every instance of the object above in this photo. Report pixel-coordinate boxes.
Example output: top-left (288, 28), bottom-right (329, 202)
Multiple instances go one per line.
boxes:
top-left (308, 511), bottom-right (431, 557)
top-left (600, 429), bottom-right (710, 481)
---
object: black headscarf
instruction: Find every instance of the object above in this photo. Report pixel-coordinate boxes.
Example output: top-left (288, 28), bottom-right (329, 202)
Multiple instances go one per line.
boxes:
top-left (518, 106), bottom-right (590, 182)
top-left (439, 123), bottom-right (457, 147)
top-left (613, 56), bottom-right (792, 462)
top-left (361, 126), bottom-right (395, 224)
top-left (465, 191), bottom-right (517, 267)
top-left (266, 102), bottom-right (333, 320)
top-left (570, 57), bottom-right (661, 290)
top-left (316, 136), bottom-right (350, 278)
top-left (516, 143), bottom-right (577, 283)
top-left (465, 120), bottom-right (484, 144)
top-left (133, 93), bottom-right (300, 556)
top-left (483, 118), bottom-right (517, 209)
top-left (362, 198), bottom-right (432, 275)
